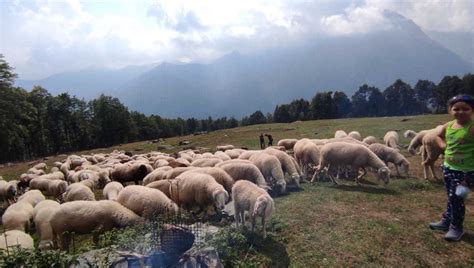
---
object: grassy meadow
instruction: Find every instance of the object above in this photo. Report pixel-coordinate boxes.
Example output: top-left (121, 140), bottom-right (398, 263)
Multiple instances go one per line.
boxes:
top-left (1, 113), bottom-right (474, 266)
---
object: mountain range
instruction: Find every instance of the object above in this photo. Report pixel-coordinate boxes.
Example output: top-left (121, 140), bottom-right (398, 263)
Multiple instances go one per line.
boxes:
top-left (15, 11), bottom-right (473, 118)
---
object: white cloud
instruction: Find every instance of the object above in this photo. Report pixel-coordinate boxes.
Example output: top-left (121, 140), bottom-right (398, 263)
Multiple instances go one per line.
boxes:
top-left (0, 0), bottom-right (472, 80)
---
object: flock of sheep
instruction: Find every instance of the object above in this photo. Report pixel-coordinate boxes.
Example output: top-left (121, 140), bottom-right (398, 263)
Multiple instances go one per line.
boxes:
top-left (0, 125), bottom-right (442, 253)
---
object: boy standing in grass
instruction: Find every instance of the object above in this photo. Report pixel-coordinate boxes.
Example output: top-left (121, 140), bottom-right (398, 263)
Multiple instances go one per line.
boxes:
top-left (429, 95), bottom-right (474, 241)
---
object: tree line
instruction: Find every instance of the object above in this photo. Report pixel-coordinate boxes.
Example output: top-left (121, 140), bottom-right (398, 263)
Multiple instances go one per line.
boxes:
top-left (0, 54), bottom-right (472, 163)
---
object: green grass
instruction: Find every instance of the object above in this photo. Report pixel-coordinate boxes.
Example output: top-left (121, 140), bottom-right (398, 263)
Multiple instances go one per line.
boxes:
top-left (2, 114), bottom-right (474, 266)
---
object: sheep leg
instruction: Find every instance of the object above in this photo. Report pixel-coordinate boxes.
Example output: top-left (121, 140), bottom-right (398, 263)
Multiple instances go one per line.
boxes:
top-left (234, 204), bottom-right (240, 228)
top-left (356, 167), bottom-right (366, 185)
top-left (262, 217), bottom-right (267, 239)
top-left (429, 162), bottom-right (438, 180)
top-left (423, 164), bottom-right (429, 180)
top-left (60, 232), bottom-right (72, 251)
top-left (251, 215), bottom-right (256, 232)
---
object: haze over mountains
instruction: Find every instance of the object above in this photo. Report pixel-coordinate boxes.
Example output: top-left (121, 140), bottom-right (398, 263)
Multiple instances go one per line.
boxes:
top-left (15, 11), bottom-right (473, 118)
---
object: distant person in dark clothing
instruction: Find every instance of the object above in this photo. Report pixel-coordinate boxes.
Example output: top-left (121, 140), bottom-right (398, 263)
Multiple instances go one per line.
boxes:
top-left (266, 134), bottom-right (273, 147)
top-left (259, 133), bottom-right (265, 149)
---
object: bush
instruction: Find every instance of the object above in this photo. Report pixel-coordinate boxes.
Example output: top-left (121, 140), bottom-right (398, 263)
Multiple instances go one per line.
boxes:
top-left (0, 247), bottom-right (77, 267)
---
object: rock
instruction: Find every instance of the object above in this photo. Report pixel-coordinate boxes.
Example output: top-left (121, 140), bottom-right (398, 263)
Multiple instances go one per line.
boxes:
top-left (175, 247), bottom-right (223, 268)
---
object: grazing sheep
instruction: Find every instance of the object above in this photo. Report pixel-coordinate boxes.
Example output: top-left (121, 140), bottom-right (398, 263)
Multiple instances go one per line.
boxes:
top-left (294, 139), bottom-right (321, 181)
top-left (326, 137), bottom-right (369, 147)
top-left (146, 180), bottom-right (172, 198)
top-left (232, 180), bottom-right (274, 238)
top-left (17, 190), bottom-right (45, 207)
top-left (407, 129), bottom-right (433, 155)
top-left (181, 167), bottom-right (235, 194)
top-left (63, 183), bottom-right (96, 202)
top-left (264, 147), bottom-right (301, 188)
top-left (37, 171), bottom-right (65, 181)
top-left (249, 153), bottom-right (286, 195)
top-left (404, 130), bottom-right (417, 139)
top-left (362, 136), bottom-right (378, 145)
top-left (29, 178), bottom-right (67, 201)
top-left (224, 149), bottom-right (243, 159)
top-left (117, 186), bottom-right (179, 219)
top-left (191, 158), bottom-right (223, 167)
top-left (18, 173), bottom-right (39, 190)
top-left (216, 162), bottom-right (268, 189)
top-left (111, 163), bottom-right (152, 184)
top-left (60, 161), bottom-right (71, 175)
top-left (368, 143), bottom-right (410, 177)
top-left (2, 202), bottom-right (34, 232)
top-left (316, 142), bottom-right (390, 185)
top-left (0, 180), bottom-right (18, 205)
top-left (420, 127), bottom-right (445, 180)
top-left (50, 200), bottom-right (143, 250)
top-left (238, 150), bottom-right (261, 160)
top-left (216, 145), bottom-right (235, 151)
top-left (103, 182), bottom-right (124, 201)
top-left (214, 151), bottom-right (232, 161)
top-left (384, 131), bottom-right (400, 150)
top-left (78, 170), bottom-right (111, 191)
top-left (0, 230), bottom-right (34, 250)
top-left (32, 163), bottom-right (47, 170)
top-left (173, 157), bottom-right (191, 167)
top-left (142, 166), bottom-right (173, 185)
top-left (164, 167), bottom-right (196, 180)
top-left (334, 130), bottom-right (348, 139)
top-left (348, 131), bottom-right (362, 141)
top-left (277, 139), bottom-right (298, 150)
top-left (171, 173), bottom-right (229, 213)
top-left (33, 200), bottom-right (61, 250)
top-left (153, 159), bottom-right (169, 169)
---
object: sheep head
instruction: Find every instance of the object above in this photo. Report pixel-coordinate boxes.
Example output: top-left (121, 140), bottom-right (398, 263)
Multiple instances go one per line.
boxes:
top-left (377, 167), bottom-right (391, 184)
top-left (212, 189), bottom-right (229, 212)
top-left (398, 160), bottom-right (410, 176)
top-left (253, 195), bottom-right (269, 217)
top-left (7, 184), bottom-right (17, 198)
top-left (276, 179), bottom-right (287, 195)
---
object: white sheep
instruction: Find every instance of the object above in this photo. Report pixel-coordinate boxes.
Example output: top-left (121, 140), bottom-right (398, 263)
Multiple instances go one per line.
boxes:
top-left (181, 167), bottom-right (235, 194)
top-left (142, 166), bottom-right (173, 185)
top-left (29, 178), bottom-right (67, 201)
top-left (368, 143), bottom-right (410, 177)
top-left (153, 159), bottom-right (170, 169)
top-left (316, 142), bottom-right (390, 185)
top-left (404, 130), bottom-right (417, 139)
top-left (420, 126), bottom-right (445, 180)
top-left (348, 131), bottom-right (362, 141)
top-left (215, 161), bottom-right (268, 189)
top-left (102, 181), bottom-right (124, 201)
top-left (117, 185), bottom-right (179, 219)
top-left (334, 130), bottom-right (348, 139)
top-left (164, 167), bottom-right (197, 180)
top-left (232, 180), bottom-right (274, 238)
top-left (2, 201), bottom-right (34, 232)
top-left (214, 151), bottom-right (232, 161)
top-left (32, 163), bottom-right (47, 170)
top-left (171, 172), bottom-right (229, 213)
top-left (0, 230), bottom-right (34, 250)
top-left (224, 149), bottom-right (243, 159)
top-left (17, 190), bottom-right (45, 207)
top-left (362, 136), bottom-right (378, 145)
top-left (249, 153), bottom-right (287, 195)
top-left (63, 183), bottom-right (96, 202)
top-left (190, 158), bottom-right (223, 167)
top-left (146, 180), bottom-right (173, 198)
top-left (277, 139), bottom-right (298, 150)
top-left (36, 171), bottom-right (65, 181)
top-left (264, 147), bottom-right (301, 188)
top-left (237, 150), bottom-right (261, 160)
top-left (33, 200), bottom-right (61, 250)
top-left (0, 180), bottom-right (18, 205)
top-left (50, 200), bottom-right (143, 250)
top-left (383, 131), bottom-right (400, 150)
top-left (294, 139), bottom-right (321, 181)
top-left (216, 145), bottom-right (235, 151)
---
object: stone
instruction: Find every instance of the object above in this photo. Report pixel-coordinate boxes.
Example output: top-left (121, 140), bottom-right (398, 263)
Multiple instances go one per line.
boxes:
top-left (175, 247), bottom-right (223, 268)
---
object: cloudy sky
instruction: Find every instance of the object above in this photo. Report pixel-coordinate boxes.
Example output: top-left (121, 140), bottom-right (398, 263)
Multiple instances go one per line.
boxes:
top-left (1, 0), bottom-right (473, 80)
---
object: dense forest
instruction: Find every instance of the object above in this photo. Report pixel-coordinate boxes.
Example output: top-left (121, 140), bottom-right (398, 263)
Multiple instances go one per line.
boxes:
top-left (1, 54), bottom-right (473, 163)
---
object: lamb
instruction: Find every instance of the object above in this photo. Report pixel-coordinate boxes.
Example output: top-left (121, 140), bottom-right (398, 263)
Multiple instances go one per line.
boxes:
top-left (0, 230), bottom-right (34, 250)
top-left (103, 181), bottom-right (124, 201)
top-left (215, 162), bottom-right (268, 189)
top-left (334, 130), bottom-right (348, 139)
top-left (316, 142), bottom-right (390, 185)
top-left (277, 139), bottom-right (298, 150)
top-left (348, 131), bottom-right (362, 141)
top-left (249, 153), bottom-right (286, 195)
top-left (407, 129), bottom-right (432, 155)
top-left (63, 183), bottom-right (96, 202)
top-left (50, 200), bottom-right (143, 250)
top-left (294, 139), bottom-right (321, 181)
top-left (264, 147), bottom-right (301, 188)
top-left (146, 180), bottom-right (173, 198)
top-left (117, 185), bottom-right (179, 219)
top-left (362, 136), bottom-right (378, 145)
top-left (0, 179), bottom-right (18, 205)
top-left (170, 172), bottom-right (229, 213)
top-left (368, 143), bottom-right (410, 177)
top-left (384, 131), bottom-right (400, 150)
top-left (2, 201), bottom-right (34, 232)
top-left (142, 166), bottom-right (173, 185)
top-left (216, 145), bottom-right (235, 151)
top-left (232, 180), bottom-right (274, 238)
top-left (190, 158), bottom-right (223, 167)
top-left (17, 190), bottom-right (45, 207)
top-left (180, 167), bottom-right (235, 194)
top-left (33, 200), bottom-right (61, 250)
top-left (404, 130), bottom-right (417, 139)
top-left (420, 126), bottom-right (445, 180)
top-left (111, 163), bottom-right (152, 184)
